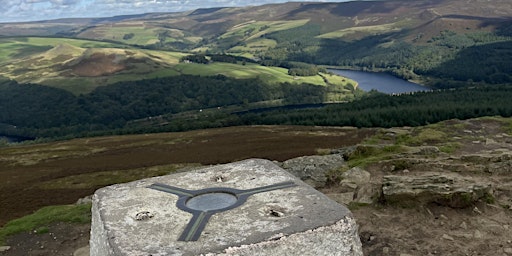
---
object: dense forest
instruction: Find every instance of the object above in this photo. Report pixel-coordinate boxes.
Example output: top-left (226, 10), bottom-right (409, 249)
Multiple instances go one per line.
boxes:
top-left (0, 75), bottom-right (329, 138)
top-left (1, 75), bottom-right (512, 140)
top-left (236, 85), bottom-right (512, 128)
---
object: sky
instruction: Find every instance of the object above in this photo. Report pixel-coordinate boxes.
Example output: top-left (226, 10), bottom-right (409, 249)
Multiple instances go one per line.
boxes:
top-left (0, 0), bottom-right (354, 23)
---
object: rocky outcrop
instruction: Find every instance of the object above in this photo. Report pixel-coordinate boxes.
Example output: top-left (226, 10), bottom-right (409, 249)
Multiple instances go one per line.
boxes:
top-left (280, 154), bottom-right (345, 188)
top-left (339, 167), bottom-right (375, 204)
top-left (325, 166), bottom-right (377, 206)
top-left (382, 172), bottom-right (493, 208)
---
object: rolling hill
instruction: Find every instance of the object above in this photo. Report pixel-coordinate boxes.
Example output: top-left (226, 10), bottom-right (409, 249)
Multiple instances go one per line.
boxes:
top-left (0, 37), bottom-right (349, 95)
top-left (0, 0), bottom-right (511, 140)
top-left (0, 0), bottom-right (511, 87)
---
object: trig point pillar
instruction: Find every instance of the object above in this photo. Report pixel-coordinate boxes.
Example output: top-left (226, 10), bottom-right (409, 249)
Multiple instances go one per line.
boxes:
top-left (90, 158), bottom-right (363, 255)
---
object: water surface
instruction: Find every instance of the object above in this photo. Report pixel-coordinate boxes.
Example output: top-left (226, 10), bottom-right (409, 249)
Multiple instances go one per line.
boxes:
top-left (329, 69), bottom-right (429, 94)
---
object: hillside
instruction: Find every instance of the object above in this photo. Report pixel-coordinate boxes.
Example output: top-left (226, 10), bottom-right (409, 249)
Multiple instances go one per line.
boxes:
top-left (1, 0), bottom-right (511, 87)
top-left (1, 117), bottom-right (511, 255)
top-left (0, 37), bottom-right (347, 95)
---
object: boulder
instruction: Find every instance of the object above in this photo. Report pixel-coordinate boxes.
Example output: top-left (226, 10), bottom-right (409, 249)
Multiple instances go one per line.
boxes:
top-left (338, 167), bottom-right (375, 205)
top-left (341, 167), bottom-right (371, 185)
top-left (75, 195), bottom-right (93, 205)
top-left (329, 167), bottom-right (377, 205)
top-left (382, 172), bottom-right (492, 208)
top-left (354, 184), bottom-right (375, 204)
top-left (280, 154), bottom-right (345, 188)
top-left (330, 146), bottom-right (358, 160)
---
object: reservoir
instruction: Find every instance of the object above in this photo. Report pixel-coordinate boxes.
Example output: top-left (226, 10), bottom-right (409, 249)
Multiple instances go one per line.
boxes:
top-left (0, 135), bottom-right (33, 143)
top-left (329, 69), bottom-right (429, 94)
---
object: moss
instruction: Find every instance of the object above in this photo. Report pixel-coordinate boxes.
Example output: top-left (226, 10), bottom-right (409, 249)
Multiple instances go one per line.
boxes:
top-left (34, 226), bottom-right (50, 234)
top-left (506, 119), bottom-right (512, 135)
top-left (325, 167), bottom-right (349, 186)
top-left (483, 193), bottom-right (495, 204)
top-left (413, 128), bottom-right (448, 144)
top-left (347, 144), bottom-right (404, 167)
top-left (347, 201), bottom-right (370, 210)
top-left (390, 159), bottom-right (411, 171)
top-left (395, 133), bottom-right (414, 145)
top-left (439, 142), bottom-right (461, 154)
top-left (458, 192), bottom-right (474, 206)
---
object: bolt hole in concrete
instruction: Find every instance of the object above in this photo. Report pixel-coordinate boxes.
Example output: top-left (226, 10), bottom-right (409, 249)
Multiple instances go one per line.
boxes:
top-left (269, 209), bottom-right (284, 217)
top-left (185, 192), bottom-right (238, 211)
top-left (135, 211), bottom-right (154, 221)
top-left (265, 205), bottom-right (287, 217)
top-left (213, 175), bottom-right (228, 182)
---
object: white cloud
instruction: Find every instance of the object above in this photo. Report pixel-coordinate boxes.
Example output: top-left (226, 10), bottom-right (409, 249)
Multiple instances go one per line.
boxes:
top-left (0, 0), bottom-right (352, 23)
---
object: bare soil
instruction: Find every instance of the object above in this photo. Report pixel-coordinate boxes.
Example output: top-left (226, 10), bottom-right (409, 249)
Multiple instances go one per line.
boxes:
top-left (71, 53), bottom-right (125, 77)
top-left (2, 223), bottom-right (89, 256)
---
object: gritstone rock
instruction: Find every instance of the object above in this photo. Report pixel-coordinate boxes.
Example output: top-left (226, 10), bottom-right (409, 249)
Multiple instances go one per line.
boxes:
top-left (382, 172), bottom-right (492, 208)
top-left (280, 154), bottom-right (345, 188)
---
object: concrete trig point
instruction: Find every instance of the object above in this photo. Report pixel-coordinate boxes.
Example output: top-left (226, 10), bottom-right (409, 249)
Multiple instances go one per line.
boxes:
top-left (90, 159), bottom-right (363, 255)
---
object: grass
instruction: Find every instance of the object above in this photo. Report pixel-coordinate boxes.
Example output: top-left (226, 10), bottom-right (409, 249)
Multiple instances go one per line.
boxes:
top-left (1, 36), bottom-right (354, 95)
top-left (174, 62), bottom-right (337, 86)
top-left (80, 25), bottom-right (204, 47)
top-left (0, 38), bottom-right (189, 94)
top-left (317, 22), bottom-right (403, 39)
top-left (345, 124), bottom-right (452, 167)
top-left (394, 127), bottom-right (449, 146)
top-left (88, 26), bottom-right (162, 46)
top-left (413, 128), bottom-right (448, 144)
top-left (221, 20), bottom-right (309, 41)
top-left (439, 142), bottom-right (461, 154)
top-left (347, 144), bottom-right (405, 167)
top-left (229, 38), bottom-right (278, 54)
top-left (480, 116), bottom-right (512, 135)
top-left (0, 204), bottom-right (91, 245)
top-left (0, 36), bottom-right (124, 64)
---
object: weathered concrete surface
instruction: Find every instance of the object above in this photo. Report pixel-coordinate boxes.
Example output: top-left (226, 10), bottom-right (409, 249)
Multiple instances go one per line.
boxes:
top-left (90, 158), bottom-right (362, 256)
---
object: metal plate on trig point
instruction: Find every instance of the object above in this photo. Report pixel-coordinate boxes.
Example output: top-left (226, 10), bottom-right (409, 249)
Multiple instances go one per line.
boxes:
top-left (90, 159), bottom-right (356, 256)
top-left (148, 181), bottom-right (297, 241)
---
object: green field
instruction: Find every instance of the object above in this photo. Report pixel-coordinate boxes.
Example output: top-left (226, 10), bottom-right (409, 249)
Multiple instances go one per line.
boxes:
top-left (228, 38), bottom-right (278, 56)
top-left (317, 22), bottom-right (403, 39)
top-left (174, 62), bottom-right (352, 87)
top-left (0, 36), bottom-right (355, 95)
top-left (221, 20), bottom-right (309, 40)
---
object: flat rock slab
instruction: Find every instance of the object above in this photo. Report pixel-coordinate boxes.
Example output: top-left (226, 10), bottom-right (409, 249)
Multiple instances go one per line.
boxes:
top-left (382, 172), bottom-right (492, 208)
top-left (90, 158), bottom-right (362, 256)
